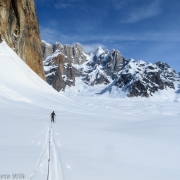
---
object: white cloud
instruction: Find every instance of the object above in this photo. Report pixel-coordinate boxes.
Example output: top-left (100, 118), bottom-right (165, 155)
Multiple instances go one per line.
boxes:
top-left (48, 19), bottom-right (59, 28)
top-left (41, 27), bottom-right (85, 44)
top-left (40, 27), bottom-right (106, 52)
top-left (112, 0), bottom-right (132, 10)
top-left (122, 0), bottom-right (162, 23)
top-left (54, 0), bottom-right (81, 9)
top-left (40, 27), bottom-right (180, 70)
top-left (54, 3), bottom-right (71, 9)
top-left (80, 43), bottom-right (106, 53)
top-left (40, 26), bottom-right (180, 50)
top-left (40, 27), bottom-right (72, 43)
top-left (40, 27), bottom-right (56, 43)
top-left (102, 31), bottom-right (180, 42)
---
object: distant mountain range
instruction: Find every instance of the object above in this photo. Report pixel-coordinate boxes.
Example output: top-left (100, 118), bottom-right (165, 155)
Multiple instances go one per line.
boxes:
top-left (42, 40), bottom-right (180, 98)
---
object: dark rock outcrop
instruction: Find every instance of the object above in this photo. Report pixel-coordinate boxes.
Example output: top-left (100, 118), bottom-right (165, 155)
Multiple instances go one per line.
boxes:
top-left (43, 51), bottom-right (76, 91)
top-left (0, 34), bottom-right (2, 43)
top-left (42, 41), bottom-right (87, 91)
top-left (0, 0), bottom-right (45, 80)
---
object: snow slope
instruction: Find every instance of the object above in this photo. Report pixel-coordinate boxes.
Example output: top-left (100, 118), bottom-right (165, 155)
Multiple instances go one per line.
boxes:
top-left (0, 41), bottom-right (80, 179)
top-left (0, 41), bottom-right (180, 180)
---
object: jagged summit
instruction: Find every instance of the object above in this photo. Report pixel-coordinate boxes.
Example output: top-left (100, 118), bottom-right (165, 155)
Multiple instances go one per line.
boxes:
top-left (42, 40), bottom-right (180, 98)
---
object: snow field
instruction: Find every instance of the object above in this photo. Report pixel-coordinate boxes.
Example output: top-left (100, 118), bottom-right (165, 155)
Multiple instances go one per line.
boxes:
top-left (0, 41), bottom-right (180, 180)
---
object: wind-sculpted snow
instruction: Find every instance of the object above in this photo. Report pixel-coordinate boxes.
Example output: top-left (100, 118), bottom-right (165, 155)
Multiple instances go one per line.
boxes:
top-left (0, 83), bottom-right (32, 103)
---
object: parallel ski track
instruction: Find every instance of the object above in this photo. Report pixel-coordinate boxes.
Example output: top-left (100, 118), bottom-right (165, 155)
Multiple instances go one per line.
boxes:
top-left (49, 124), bottom-right (64, 180)
top-left (31, 122), bottom-right (64, 180)
top-left (47, 123), bottom-right (52, 180)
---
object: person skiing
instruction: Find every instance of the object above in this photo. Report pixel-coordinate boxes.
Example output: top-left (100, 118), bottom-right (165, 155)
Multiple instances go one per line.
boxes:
top-left (51, 111), bottom-right (56, 123)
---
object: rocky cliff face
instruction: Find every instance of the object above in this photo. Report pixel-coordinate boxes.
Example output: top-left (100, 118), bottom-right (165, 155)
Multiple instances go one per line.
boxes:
top-left (0, 0), bottom-right (45, 80)
top-left (42, 40), bottom-right (53, 60)
top-left (42, 41), bottom-right (86, 91)
top-left (42, 41), bottom-right (87, 64)
top-left (44, 51), bottom-right (76, 91)
top-left (0, 34), bottom-right (2, 43)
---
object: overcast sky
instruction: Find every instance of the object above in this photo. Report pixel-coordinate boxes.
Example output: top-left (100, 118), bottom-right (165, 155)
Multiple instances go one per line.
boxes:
top-left (36, 0), bottom-right (180, 72)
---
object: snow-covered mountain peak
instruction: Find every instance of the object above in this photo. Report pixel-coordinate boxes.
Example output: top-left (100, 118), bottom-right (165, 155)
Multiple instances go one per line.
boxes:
top-left (53, 42), bottom-right (64, 53)
top-left (42, 40), bottom-right (52, 47)
top-left (137, 59), bottom-right (146, 66)
top-left (95, 47), bottom-right (105, 58)
top-left (42, 41), bottom-right (180, 99)
top-left (115, 59), bottom-right (179, 97)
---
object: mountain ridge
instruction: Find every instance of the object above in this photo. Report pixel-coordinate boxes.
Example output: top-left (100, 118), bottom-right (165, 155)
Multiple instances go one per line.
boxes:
top-left (42, 40), bottom-right (180, 98)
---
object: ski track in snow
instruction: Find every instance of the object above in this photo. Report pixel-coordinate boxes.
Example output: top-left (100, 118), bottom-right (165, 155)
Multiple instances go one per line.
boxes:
top-left (49, 125), bottom-right (64, 180)
top-left (30, 125), bottom-right (49, 180)
top-left (30, 123), bottom-right (64, 180)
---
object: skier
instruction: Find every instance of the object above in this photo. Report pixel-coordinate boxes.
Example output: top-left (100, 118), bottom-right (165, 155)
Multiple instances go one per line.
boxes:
top-left (51, 111), bottom-right (56, 123)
